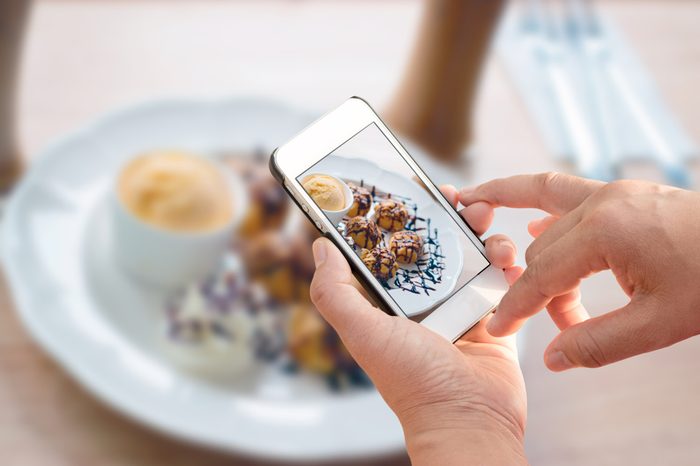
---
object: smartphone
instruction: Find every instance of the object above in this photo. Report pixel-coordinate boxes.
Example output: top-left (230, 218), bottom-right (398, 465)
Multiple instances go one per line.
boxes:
top-left (269, 97), bottom-right (508, 342)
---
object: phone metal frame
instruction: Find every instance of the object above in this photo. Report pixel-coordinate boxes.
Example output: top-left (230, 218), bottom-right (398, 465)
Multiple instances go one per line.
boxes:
top-left (270, 97), bottom-right (508, 342)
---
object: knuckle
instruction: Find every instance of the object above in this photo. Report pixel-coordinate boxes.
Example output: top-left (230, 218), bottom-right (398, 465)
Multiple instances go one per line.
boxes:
top-left (475, 180), bottom-right (500, 204)
top-left (598, 179), bottom-right (639, 199)
top-left (603, 179), bottom-right (631, 193)
top-left (572, 327), bottom-right (608, 368)
top-left (309, 277), bottom-right (331, 308)
top-left (583, 203), bottom-right (618, 232)
top-left (521, 261), bottom-right (551, 301)
top-left (581, 202), bottom-right (629, 255)
top-left (524, 243), bottom-right (538, 265)
top-left (537, 171), bottom-right (562, 197)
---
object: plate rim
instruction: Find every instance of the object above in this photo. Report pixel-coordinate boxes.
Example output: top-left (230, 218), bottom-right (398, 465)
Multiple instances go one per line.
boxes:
top-left (1, 95), bottom-right (405, 461)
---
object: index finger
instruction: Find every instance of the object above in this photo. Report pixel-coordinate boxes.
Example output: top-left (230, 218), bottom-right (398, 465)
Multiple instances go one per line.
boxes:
top-left (439, 184), bottom-right (459, 208)
top-left (487, 225), bottom-right (607, 336)
top-left (460, 172), bottom-right (603, 216)
top-left (441, 184), bottom-right (494, 236)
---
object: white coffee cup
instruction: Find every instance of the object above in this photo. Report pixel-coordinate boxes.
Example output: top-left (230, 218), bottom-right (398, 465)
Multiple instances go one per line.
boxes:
top-left (110, 157), bottom-right (248, 289)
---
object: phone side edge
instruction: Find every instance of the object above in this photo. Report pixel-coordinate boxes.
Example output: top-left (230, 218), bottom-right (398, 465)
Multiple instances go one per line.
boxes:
top-left (269, 147), bottom-right (398, 318)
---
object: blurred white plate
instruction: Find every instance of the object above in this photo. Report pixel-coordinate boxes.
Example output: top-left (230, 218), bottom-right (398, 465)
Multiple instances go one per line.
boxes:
top-left (312, 155), bottom-right (464, 317)
top-left (1, 97), bottom-right (404, 461)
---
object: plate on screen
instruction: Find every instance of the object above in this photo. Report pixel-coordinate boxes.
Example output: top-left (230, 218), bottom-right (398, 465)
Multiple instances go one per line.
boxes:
top-left (311, 155), bottom-right (464, 317)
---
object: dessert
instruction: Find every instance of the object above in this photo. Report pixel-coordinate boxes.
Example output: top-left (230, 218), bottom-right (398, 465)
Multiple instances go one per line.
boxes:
top-left (162, 268), bottom-right (284, 375)
top-left (118, 150), bottom-right (233, 232)
top-left (302, 174), bottom-right (347, 211)
top-left (374, 199), bottom-right (409, 231)
top-left (234, 160), bottom-right (289, 237)
top-left (287, 305), bottom-right (369, 391)
top-left (347, 183), bottom-right (373, 217)
top-left (242, 231), bottom-right (315, 303)
top-left (344, 216), bottom-right (381, 249)
top-left (145, 151), bottom-right (372, 390)
top-left (361, 247), bottom-right (399, 280)
top-left (389, 230), bottom-right (423, 264)
top-left (287, 304), bottom-right (336, 374)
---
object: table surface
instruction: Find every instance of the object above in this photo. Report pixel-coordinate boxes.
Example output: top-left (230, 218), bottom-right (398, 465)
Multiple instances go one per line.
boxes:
top-left (3, 1), bottom-right (700, 465)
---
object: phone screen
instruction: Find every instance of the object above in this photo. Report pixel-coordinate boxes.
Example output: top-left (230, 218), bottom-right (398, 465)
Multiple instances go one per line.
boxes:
top-left (297, 123), bottom-right (489, 321)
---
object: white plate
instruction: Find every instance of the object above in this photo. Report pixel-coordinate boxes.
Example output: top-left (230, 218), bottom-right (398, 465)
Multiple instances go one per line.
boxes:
top-left (1, 97), bottom-right (404, 461)
top-left (311, 155), bottom-right (464, 317)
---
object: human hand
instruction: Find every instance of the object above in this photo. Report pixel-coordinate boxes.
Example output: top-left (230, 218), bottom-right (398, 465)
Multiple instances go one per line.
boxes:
top-left (310, 186), bottom-right (527, 466)
top-left (460, 173), bottom-right (700, 371)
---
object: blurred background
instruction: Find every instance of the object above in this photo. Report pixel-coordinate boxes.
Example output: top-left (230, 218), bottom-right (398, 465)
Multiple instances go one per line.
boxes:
top-left (1, 0), bottom-right (699, 465)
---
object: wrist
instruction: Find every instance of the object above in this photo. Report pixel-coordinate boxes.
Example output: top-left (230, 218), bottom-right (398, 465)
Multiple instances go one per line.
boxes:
top-left (402, 407), bottom-right (527, 466)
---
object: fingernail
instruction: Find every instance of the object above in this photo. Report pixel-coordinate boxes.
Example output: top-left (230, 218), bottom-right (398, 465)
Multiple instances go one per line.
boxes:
top-left (545, 350), bottom-right (574, 371)
top-left (498, 238), bottom-right (515, 252)
top-left (312, 240), bottom-right (327, 267)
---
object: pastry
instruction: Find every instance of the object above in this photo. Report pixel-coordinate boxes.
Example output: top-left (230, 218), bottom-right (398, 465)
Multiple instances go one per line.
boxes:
top-left (287, 305), bottom-right (336, 373)
top-left (344, 216), bottom-right (381, 249)
top-left (347, 183), bottom-right (373, 217)
top-left (287, 305), bottom-right (356, 377)
top-left (389, 230), bottom-right (423, 264)
top-left (242, 231), bottom-right (315, 303)
top-left (361, 247), bottom-right (399, 280)
top-left (235, 161), bottom-right (290, 237)
top-left (374, 199), bottom-right (409, 232)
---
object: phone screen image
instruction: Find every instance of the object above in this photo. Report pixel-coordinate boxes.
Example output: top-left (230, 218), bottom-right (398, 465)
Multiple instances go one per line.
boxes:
top-left (297, 123), bottom-right (489, 321)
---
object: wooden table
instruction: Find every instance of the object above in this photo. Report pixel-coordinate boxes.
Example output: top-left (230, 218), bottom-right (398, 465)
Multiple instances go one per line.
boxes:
top-left (3, 1), bottom-right (699, 464)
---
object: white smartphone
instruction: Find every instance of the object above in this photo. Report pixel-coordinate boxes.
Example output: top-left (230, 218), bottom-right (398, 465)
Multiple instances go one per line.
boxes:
top-left (269, 97), bottom-right (508, 342)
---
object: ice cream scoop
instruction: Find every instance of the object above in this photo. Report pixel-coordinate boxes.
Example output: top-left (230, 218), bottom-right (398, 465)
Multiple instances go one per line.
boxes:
top-left (118, 150), bottom-right (233, 232)
top-left (302, 174), bottom-right (347, 211)
top-left (301, 173), bottom-right (353, 226)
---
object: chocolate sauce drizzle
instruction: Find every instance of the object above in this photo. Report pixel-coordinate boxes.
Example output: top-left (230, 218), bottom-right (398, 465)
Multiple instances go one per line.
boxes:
top-left (348, 183), bottom-right (373, 216)
top-left (390, 231), bottom-right (422, 263)
top-left (393, 218), bottom-right (446, 295)
top-left (341, 179), bottom-right (447, 296)
top-left (362, 247), bottom-right (398, 280)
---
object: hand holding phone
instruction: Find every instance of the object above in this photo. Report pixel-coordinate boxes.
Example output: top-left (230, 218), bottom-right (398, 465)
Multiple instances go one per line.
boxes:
top-left (307, 189), bottom-right (527, 465)
top-left (271, 97), bottom-right (527, 463)
top-left (271, 97), bottom-right (510, 341)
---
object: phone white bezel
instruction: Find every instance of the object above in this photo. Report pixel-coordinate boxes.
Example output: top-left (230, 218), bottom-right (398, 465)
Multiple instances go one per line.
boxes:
top-left (271, 97), bottom-right (508, 342)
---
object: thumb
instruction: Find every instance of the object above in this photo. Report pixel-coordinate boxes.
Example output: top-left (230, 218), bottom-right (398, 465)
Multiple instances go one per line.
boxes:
top-left (309, 237), bottom-right (387, 349)
top-left (543, 297), bottom-right (672, 371)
